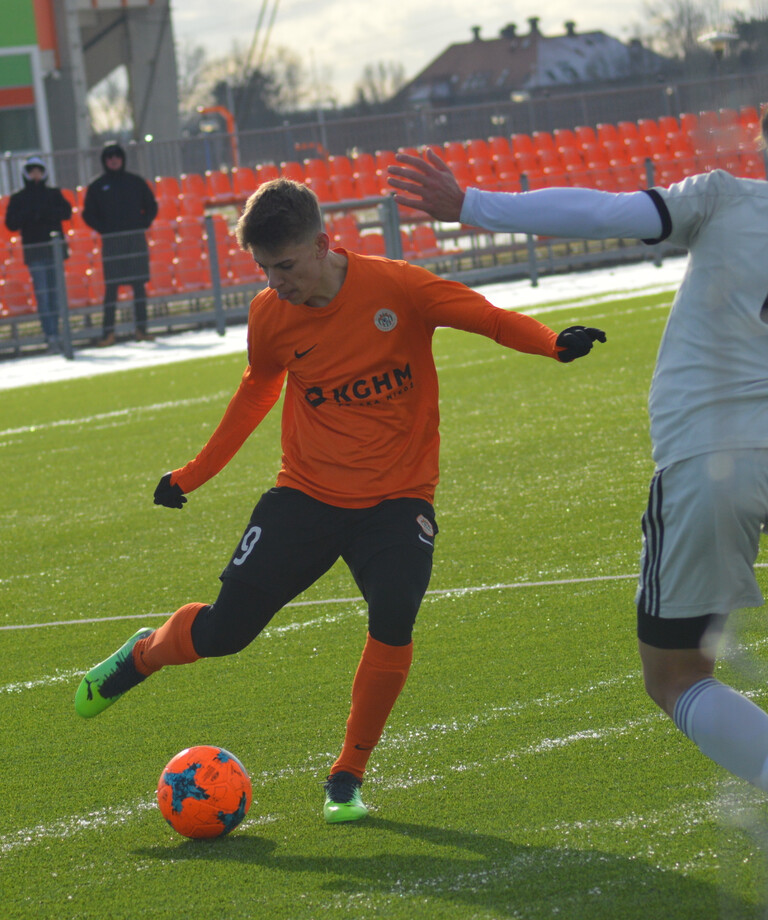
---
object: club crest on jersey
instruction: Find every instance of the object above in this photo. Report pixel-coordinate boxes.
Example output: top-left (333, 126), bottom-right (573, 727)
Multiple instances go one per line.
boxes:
top-left (416, 514), bottom-right (434, 537)
top-left (374, 308), bottom-right (397, 332)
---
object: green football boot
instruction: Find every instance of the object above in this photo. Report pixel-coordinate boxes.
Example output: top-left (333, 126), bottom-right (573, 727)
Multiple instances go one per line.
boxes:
top-left (323, 771), bottom-right (369, 823)
top-left (74, 627), bottom-right (153, 718)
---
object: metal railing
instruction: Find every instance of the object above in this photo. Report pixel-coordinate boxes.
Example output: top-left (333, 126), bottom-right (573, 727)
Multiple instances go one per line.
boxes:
top-left (0, 182), bottom-right (681, 361)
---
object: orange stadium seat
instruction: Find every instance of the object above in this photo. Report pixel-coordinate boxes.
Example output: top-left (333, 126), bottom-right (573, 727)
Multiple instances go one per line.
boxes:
top-left (596, 123), bottom-right (619, 145)
top-left (304, 158), bottom-right (330, 181)
top-left (305, 175), bottom-right (337, 202)
top-left (328, 155), bottom-right (354, 178)
top-left (205, 170), bottom-right (233, 205)
top-left (553, 128), bottom-right (577, 149)
top-left (176, 215), bottom-right (204, 245)
top-left (230, 166), bottom-right (257, 199)
top-left (329, 175), bottom-right (357, 201)
top-left (0, 264), bottom-right (34, 315)
top-left (360, 232), bottom-right (387, 256)
top-left (280, 161), bottom-right (304, 182)
top-left (488, 136), bottom-right (512, 158)
top-left (155, 175), bottom-right (181, 200)
top-left (256, 163), bottom-right (280, 184)
top-left (511, 133), bottom-right (534, 155)
top-left (444, 141), bottom-right (468, 164)
top-left (574, 125), bottom-right (597, 146)
top-left (466, 138), bottom-right (491, 160)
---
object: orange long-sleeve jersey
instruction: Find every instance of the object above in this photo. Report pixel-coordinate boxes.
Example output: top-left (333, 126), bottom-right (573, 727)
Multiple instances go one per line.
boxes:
top-left (173, 250), bottom-right (560, 507)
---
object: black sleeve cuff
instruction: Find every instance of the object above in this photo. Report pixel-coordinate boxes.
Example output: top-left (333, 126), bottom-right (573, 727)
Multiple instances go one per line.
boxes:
top-left (641, 188), bottom-right (672, 245)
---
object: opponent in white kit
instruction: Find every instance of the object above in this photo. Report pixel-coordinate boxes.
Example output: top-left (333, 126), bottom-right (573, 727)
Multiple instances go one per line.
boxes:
top-left (389, 133), bottom-right (768, 791)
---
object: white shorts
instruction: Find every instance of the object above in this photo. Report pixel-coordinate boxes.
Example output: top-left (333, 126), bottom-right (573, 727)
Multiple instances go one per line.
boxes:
top-left (636, 449), bottom-right (768, 620)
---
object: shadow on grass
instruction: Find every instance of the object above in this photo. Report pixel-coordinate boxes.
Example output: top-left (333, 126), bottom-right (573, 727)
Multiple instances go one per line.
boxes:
top-left (135, 816), bottom-right (760, 919)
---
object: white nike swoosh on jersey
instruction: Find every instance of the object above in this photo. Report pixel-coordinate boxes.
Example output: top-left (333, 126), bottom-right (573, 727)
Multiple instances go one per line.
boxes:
top-left (418, 534), bottom-right (433, 546)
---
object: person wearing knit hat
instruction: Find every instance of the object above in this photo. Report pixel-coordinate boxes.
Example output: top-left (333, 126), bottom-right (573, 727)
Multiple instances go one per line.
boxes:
top-left (82, 141), bottom-right (158, 346)
top-left (4, 155), bottom-right (72, 352)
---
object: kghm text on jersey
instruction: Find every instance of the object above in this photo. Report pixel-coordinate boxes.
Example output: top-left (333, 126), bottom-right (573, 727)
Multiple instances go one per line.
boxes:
top-left (304, 364), bottom-right (413, 408)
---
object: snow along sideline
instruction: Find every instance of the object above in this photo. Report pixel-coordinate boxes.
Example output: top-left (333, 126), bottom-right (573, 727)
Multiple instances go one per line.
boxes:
top-left (0, 257), bottom-right (686, 392)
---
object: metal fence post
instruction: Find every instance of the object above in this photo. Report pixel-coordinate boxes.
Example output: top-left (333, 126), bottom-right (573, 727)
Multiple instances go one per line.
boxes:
top-left (519, 173), bottom-right (539, 287)
top-left (52, 234), bottom-right (74, 360)
top-left (204, 214), bottom-right (226, 336)
top-left (379, 195), bottom-right (403, 260)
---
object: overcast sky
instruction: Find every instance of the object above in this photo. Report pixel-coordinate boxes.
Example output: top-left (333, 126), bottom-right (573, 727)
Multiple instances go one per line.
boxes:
top-left (170, 0), bottom-right (652, 106)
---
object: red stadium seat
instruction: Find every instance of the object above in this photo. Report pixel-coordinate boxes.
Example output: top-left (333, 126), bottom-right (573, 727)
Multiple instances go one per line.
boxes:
top-left (205, 170), bottom-right (233, 205)
top-left (230, 166), bottom-right (257, 200)
top-left (304, 158), bottom-right (330, 181)
top-left (280, 161), bottom-right (304, 182)
top-left (328, 155), bottom-right (354, 178)
top-left (256, 163), bottom-right (280, 184)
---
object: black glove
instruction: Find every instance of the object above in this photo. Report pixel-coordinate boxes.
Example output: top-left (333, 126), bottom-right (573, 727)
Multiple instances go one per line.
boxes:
top-left (154, 472), bottom-right (187, 509)
top-left (556, 325), bottom-right (607, 363)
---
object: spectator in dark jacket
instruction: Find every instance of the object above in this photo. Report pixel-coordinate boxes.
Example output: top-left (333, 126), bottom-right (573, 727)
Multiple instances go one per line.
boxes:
top-left (82, 142), bottom-right (158, 346)
top-left (4, 155), bottom-right (72, 351)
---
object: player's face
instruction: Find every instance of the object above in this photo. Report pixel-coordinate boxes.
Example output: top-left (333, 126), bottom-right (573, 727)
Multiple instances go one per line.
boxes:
top-left (251, 233), bottom-right (329, 306)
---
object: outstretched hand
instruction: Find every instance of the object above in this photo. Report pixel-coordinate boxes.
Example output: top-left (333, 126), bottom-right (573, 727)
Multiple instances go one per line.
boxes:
top-left (154, 472), bottom-right (187, 509)
top-left (555, 326), bottom-right (607, 363)
top-left (387, 149), bottom-right (465, 222)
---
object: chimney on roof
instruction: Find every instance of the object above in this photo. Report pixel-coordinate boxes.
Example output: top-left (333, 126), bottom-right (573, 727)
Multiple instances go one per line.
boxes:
top-left (564, 21), bottom-right (576, 37)
top-left (528, 17), bottom-right (540, 35)
top-left (500, 23), bottom-right (517, 39)
top-left (471, 25), bottom-right (481, 41)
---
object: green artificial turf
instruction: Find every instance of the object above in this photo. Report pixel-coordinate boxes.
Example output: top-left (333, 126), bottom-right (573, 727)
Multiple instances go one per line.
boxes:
top-left (2, 287), bottom-right (768, 919)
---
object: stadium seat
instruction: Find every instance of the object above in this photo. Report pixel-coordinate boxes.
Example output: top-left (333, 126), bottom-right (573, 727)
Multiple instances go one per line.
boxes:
top-left (353, 172), bottom-right (382, 199)
top-left (740, 105), bottom-right (759, 130)
top-left (176, 216), bottom-right (205, 245)
top-left (678, 112), bottom-right (699, 135)
top-left (466, 138), bottom-right (491, 160)
top-left (443, 141), bottom-right (468, 165)
top-left (360, 232), bottom-right (387, 256)
top-left (351, 152), bottom-right (376, 176)
top-left (657, 115), bottom-right (680, 137)
top-left (148, 220), bottom-right (177, 248)
top-left (328, 155), bottom-right (354, 178)
top-left (305, 176), bottom-right (338, 202)
top-left (227, 247), bottom-right (266, 285)
top-left (280, 161), bottom-right (305, 182)
top-left (205, 170), bottom-right (233, 205)
top-left (304, 158), bottom-right (330, 181)
top-left (180, 173), bottom-right (206, 199)
top-left (174, 253), bottom-right (211, 292)
top-left (65, 256), bottom-right (96, 307)
top-left (146, 259), bottom-right (175, 296)
top-left (327, 213), bottom-right (363, 249)
top-left (155, 175), bottom-right (181, 200)
top-left (617, 121), bottom-right (639, 142)
top-left (488, 136), bottom-right (513, 158)
top-left (256, 163), bottom-right (280, 184)
top-left (411, 225), bottom-right (442, 258)
top-left (230, 166), bottom-right (257, 200)
top-left (0, 264), bottom-right (34, 315)
top-left (574, 125), bottom-right (597, 146)
top-left (511, 133), bottom-right (534, 155)
top-left (637, 118), bottom-right (660, 139)
top-left (596, 123), bottom-right (619, 145)
top-left (329, 175), bottom-right (357, 201)
top-left (553, 128), bottom-right (577, 149)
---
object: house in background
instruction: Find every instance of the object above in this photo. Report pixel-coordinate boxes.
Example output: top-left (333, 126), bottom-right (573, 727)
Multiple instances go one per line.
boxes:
top-left (396, 18), bottom-right (672, 108)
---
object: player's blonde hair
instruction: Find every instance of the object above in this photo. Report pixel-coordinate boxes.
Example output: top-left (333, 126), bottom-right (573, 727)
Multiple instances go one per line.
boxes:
top-left (236, 178), bottom-right (322, 253)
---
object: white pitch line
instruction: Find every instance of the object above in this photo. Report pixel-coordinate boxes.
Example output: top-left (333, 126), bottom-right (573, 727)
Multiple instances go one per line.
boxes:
top-left (5, 565), bottom-right (768, 633)
top-left (0, 572), bottom-right (641, 633)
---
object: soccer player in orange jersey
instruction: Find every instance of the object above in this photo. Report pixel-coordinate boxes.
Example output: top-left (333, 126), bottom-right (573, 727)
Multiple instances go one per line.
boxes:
top-left (75, 178), bottom-right (605, 822)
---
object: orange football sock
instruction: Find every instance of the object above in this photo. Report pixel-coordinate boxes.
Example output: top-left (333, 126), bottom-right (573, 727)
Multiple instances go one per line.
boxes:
top-left (331, 634), bottom-right (413, 780)
top-left (132, 602), bottom-right (205, 676)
